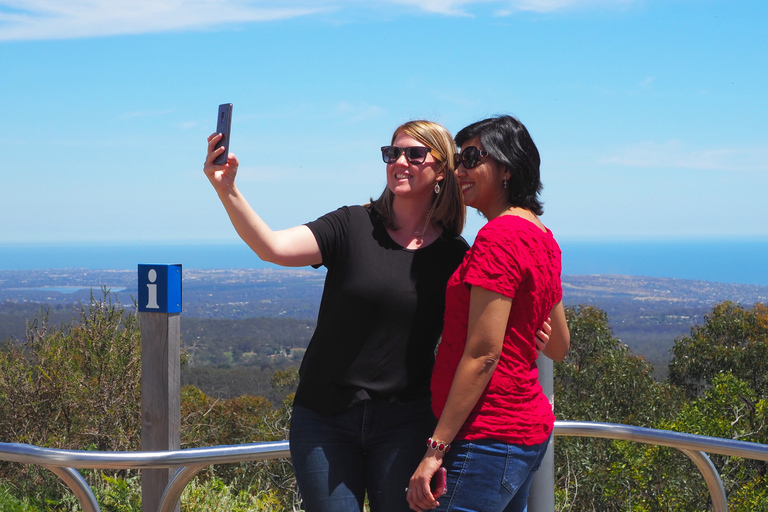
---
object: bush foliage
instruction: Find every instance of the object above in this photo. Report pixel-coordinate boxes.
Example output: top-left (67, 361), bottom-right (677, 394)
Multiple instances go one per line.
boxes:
top-left (0, 292), bottom-right (299, 511)
top-left (555, 303), bottom-right (768, 511)
top-left (0, 293), bottom-right (766, 511)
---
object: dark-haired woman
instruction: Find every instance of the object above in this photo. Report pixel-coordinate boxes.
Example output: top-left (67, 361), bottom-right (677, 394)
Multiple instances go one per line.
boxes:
top-left (204, 120), bottom-right (468, 512)
top-left (407, 115), bottom-right (570, 512)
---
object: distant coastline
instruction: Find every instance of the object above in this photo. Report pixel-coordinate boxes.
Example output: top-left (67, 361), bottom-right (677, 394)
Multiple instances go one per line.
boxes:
top-left (2, 239), bottom-right (768, 287)
top-left (559, 239), bottom-right (768, 287)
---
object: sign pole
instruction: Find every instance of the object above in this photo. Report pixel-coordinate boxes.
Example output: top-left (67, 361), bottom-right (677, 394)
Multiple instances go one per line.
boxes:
top-left (528, 354), bottom-right (555, 511)
top-left (138, 264), bottom-right (182, 512)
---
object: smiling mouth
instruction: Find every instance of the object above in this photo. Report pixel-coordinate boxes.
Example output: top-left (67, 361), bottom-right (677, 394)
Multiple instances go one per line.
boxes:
top-left (395, 173), bottom-right (411, 179)
top-left (461, 183), bottom-right (474, 190)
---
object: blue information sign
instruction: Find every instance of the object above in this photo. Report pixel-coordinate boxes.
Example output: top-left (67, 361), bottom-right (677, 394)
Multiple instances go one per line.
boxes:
top-left (138, 264), bottom-right (182, 313)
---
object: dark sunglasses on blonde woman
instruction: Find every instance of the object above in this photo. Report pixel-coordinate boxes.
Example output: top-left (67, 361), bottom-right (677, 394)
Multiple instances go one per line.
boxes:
top-left (381, 145), bottom-right (433, 165)
top-left (454, 146), bottom-right (489, 169)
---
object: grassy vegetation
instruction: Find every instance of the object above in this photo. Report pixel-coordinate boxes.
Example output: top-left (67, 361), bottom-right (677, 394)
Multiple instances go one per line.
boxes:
top-left (1, 292), bottom-right (766, 510)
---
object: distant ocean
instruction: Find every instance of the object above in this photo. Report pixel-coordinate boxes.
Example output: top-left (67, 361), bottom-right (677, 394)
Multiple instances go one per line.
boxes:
top-left (2, 239), bottom-right (768, 287)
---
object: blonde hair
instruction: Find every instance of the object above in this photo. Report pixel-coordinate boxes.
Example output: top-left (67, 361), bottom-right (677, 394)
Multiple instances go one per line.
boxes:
top-left (371, 120), bottom-right (466, 236)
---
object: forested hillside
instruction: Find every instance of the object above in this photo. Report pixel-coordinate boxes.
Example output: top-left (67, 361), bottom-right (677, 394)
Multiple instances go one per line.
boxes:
top-left (1, 293), bottom-right (766, 511)
top-left (3, 269), bottom-right (768, 382)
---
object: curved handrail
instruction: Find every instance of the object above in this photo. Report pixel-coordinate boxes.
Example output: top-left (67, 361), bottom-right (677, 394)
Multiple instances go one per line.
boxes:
top-left (555, 421), bottom-right (768, 512)
top-left (555, 421), bottom-right (768, 461)
top-left (2, 423), bottom-right (767, 512)
top-left (158, 464), bottom-right (207, 512)
top-left (44, 466), bottom-right (100, 512)
top-left (679, 449), bottom-right (726, 512)
top-left (0, 440), bottom-right (290, 469)
top-left (0, 441), bottom-right (290, 512)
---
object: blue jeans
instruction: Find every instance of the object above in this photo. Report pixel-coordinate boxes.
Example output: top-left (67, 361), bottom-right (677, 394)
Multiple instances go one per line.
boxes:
top-left (435, 437), bottom-right (550, 512)
top-left (289, 398), bottom-right (436, 512)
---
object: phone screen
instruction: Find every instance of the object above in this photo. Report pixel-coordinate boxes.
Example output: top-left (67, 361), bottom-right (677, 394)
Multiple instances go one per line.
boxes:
top-left (213, 103), bottom-right (233, 165)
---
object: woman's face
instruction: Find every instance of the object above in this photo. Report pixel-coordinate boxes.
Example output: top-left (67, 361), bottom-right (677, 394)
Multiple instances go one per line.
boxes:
top-left (386, 132), bottom-right (444, 201)
top-left (455, 137), bottom-right (508, 217)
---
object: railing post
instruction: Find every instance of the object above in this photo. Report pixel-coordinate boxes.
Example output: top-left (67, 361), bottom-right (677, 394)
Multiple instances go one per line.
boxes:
top-left (139, 264), bottom-right (182, 512)
top-left (528, 354), bottom-right (555, 511)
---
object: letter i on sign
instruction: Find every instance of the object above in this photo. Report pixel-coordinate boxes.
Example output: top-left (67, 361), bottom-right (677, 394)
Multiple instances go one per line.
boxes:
top-left (146, 268), bottom-right (159, 309)
top-left (138, 264), bottom-right (181, 313)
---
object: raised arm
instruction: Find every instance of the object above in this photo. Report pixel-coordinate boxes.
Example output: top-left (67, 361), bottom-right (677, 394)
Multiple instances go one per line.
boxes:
top-left (407, 285), bottom-right (511, 512)
top-left (204, 133), bottom-right (322, 267)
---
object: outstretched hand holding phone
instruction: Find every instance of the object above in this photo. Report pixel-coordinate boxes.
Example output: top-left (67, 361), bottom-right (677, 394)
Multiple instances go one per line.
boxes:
top-left (202, 103), bottom-right (322, 268)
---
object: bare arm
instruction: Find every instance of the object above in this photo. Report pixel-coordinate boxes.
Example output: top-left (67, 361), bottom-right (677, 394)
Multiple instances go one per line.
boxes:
top-left (407, 286), bottom-right (511, 511)
top-left (541, 300), bottom-right (570, 361)
top-left (204, 133), bottom-right (322, 267)
top-left (430, 286), bottom-right (510, 442)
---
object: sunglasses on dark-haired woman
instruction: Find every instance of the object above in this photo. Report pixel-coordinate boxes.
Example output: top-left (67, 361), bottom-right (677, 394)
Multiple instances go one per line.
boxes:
top-left (454, 146), bottom-right (489, 170)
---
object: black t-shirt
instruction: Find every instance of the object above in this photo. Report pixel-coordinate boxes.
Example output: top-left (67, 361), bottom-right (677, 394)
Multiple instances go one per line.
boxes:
top-left (293, 205), bottom-right (469, 414)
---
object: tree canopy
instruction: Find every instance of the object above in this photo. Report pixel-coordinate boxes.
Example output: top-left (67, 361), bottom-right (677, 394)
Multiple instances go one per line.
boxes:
top-left (668, 301), bottom-right (768, 399)
top-left (1, 295), bottom-right (767, 511)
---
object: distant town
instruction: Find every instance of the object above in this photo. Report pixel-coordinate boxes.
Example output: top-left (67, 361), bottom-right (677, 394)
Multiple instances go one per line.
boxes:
top-left (2, 268), bottom-right (767, 379)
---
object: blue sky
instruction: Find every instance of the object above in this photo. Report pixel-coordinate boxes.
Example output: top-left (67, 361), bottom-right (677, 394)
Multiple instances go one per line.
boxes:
top-left (1, 0), bottom-right (766, 247)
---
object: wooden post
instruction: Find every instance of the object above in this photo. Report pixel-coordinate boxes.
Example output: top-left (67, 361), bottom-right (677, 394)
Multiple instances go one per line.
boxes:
top-left (138, 264), bottom-right (182, 512)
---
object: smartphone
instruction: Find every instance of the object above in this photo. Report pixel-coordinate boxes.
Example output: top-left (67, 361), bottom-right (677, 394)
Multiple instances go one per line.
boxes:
top-left (213, 103), bottom-right (233, 165)
top-left (431, 467), bottom-right (447, 499)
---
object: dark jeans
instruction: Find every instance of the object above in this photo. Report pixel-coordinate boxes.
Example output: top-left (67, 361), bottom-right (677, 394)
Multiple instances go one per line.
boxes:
top-left (289, 398), bottom-right (436, 512)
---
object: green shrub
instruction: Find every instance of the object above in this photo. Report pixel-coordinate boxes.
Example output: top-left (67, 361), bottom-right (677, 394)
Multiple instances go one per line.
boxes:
top-left (0, 485), bottom-right (39, 512)
top-left (0, 292), bottom-right (300, 510)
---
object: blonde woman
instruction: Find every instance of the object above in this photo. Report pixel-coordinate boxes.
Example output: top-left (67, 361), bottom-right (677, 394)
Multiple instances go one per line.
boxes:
top-left (205, 120), bottom-right (468, 512)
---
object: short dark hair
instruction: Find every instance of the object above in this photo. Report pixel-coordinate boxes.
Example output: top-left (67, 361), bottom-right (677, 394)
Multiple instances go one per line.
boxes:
top-left (455, 115), bottom-right (543, 215)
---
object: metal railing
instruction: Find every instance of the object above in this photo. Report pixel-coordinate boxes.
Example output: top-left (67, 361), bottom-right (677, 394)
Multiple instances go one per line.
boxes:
top-left (0, 441), bottom-right (290, 512)
top-left (2, 422), bottom-right (767, 512)
top-left (555, 421), bottom-right (768, 512)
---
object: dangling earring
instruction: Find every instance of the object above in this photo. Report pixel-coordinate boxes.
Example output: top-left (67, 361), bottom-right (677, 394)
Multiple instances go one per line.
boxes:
top-left (434, 182), bottom-right (441, 194)
top-left (503, 178), bottom-right (508, 189)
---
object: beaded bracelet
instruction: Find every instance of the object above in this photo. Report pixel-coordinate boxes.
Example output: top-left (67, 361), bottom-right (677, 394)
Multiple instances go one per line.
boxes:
top-left (427, 437), bottom-right (451, 453)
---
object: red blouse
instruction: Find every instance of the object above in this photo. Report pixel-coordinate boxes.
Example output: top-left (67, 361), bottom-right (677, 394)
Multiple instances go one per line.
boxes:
top-left (431, 214), bottom-right (563, 445)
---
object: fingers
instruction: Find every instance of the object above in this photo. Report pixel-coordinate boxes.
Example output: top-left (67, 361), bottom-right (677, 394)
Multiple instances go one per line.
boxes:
top-left (542, 317), bottom-right (552, 335)
top-left (406, 487), bottom-right (434, 512)
top-left (406, 488), bottom-right (424, 512)
top-left (535, 329), bottom-right (549, 353)
top-left (206, 132), bottom-right (223, 157)
top-left (204, 134), bottom-right (239, 179)
top-left (205, 133), bottom-right (225, 164)
top-left (535, 316), bottom-right (552, 351)
top-left (406, 474), bottom-right (439, 510)
top-left (203, 133), bottom-right (240, 194)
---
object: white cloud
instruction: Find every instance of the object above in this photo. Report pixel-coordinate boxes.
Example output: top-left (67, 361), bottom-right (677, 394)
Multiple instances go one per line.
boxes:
top-left (602, 140), bottom-right (768, 173)
top-left (513, 0), bottom-right (634, 12)
top-left (0, 0), bottom-right (325, 41)
top-left (0, 0), bottom-right (637, 40)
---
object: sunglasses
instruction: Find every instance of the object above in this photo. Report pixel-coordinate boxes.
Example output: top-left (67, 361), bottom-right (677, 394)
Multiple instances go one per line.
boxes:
top-left (381, 145), bottom-right (433, 165)
top-left (454, 146), bottom-right (489, 170)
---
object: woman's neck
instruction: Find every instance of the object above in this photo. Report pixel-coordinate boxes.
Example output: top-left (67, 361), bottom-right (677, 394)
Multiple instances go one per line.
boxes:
top-left (497, 205), bottom-right (548, 232)
top-left (481, 195), bottom-right (514, 220)
top-left (389, 195), bottom-right (440, 248)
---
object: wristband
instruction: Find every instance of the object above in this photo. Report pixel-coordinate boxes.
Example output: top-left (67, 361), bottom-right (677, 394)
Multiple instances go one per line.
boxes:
top-left (427, 437), bottom-right (451, 453)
